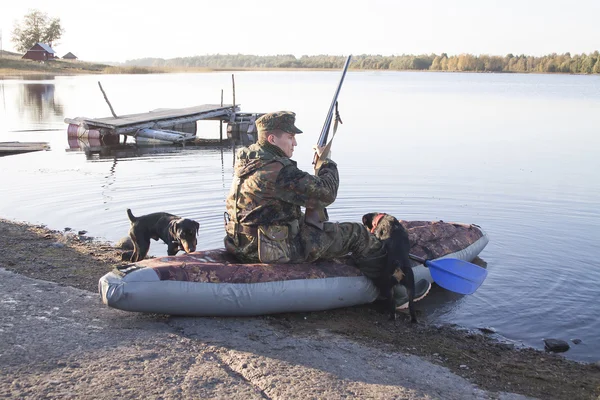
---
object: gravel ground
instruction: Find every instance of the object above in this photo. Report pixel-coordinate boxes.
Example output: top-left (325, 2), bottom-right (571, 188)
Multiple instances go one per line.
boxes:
top-left (1, 218), bottom-right (599, 399)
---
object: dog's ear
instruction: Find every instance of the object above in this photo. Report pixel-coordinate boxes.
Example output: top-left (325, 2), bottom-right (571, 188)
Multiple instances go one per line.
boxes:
top-left (168, 219), bottom-right (180, 238)
top-left (362, 212), bottom-right (378, 230)
top-left (194, 221), bottom-right (200, 234)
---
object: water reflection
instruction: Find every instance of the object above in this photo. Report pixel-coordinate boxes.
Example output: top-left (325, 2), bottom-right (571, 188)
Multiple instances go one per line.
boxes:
top-left (1, 82), bottom-right (6, 112)
top-left (66, 132), bottom-right (238, 198)
top-left (67, 137), bottom-right (229, 161)
top-left (102, 158), bottom-right (117, 205)
top-left (17, 80), bottom-right (64, 122)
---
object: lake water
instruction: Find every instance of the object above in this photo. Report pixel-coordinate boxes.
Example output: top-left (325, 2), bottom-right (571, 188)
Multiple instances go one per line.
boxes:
top-left (1, 70), bottom-right (599, 363)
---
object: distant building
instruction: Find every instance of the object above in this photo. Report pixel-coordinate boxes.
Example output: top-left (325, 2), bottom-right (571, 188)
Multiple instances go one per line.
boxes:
top-left (22, 43), bottom-right (56, 61)
top-left (62, 52), bottom-right (78, 60)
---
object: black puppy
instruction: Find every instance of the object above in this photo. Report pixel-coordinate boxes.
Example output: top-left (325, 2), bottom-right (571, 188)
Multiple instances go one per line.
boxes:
top-left (362, 212), bottom-right (417, 322)
top-left (124, 209), bottom-right (200, 262)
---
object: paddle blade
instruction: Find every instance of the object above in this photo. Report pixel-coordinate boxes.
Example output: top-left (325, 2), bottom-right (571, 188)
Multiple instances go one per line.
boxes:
top-left (425, 258), bottom-right (488, 295)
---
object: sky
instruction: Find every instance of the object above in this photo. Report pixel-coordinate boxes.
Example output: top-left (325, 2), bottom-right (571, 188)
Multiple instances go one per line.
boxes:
top-left (1, 0), bottom-right (599, 63)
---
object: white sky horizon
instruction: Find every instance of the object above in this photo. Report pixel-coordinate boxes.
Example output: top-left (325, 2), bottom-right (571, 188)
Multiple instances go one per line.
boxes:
top-left (1, 0), bottom-right (599, 63)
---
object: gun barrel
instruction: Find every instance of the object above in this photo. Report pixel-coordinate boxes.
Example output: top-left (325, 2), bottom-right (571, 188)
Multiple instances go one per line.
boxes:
top-left (313, 55), bottom-right (352, 161)
top-left (306, 55), bottom-right (352, 229)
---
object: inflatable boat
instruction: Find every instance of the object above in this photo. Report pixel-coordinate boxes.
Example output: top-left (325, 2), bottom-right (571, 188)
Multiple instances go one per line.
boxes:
top-left (99, 220), bottom-right (489, 316)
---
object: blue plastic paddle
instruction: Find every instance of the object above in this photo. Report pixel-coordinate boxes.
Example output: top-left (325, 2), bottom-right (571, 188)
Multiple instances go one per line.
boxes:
top-left (409, 254), bottom-right (488, 295)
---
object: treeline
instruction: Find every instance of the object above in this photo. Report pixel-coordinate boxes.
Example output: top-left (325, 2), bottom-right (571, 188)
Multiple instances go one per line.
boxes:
top-left (124, 52), bottom-right (600, 74)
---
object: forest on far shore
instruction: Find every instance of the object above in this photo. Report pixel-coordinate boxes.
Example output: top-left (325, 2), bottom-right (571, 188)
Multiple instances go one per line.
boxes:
top-left (124, 52), bottom-right (600, 74)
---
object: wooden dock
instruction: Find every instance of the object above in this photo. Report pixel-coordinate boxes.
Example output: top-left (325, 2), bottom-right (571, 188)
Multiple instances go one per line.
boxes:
top-left (65, 104), bottom-right (238, 136)
top-left (64, 98), bottom-right (263, 146)
top-left (0, 142), bottom-right (50, 156)
top-left (62, 77), bottom-right (262, 146)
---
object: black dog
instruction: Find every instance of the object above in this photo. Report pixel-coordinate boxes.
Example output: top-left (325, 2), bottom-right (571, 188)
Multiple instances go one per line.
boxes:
top-left (362, 212), bottom-right (417, 323)
top-left (124, 209), bottom-right (200, 262)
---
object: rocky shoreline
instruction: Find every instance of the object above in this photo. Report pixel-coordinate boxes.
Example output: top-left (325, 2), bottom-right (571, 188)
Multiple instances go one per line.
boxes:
top-left (1, 217), bottom-right (599, 399)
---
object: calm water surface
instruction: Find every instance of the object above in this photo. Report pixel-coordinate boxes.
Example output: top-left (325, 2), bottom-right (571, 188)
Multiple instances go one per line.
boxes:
top-left (1, 71), bottom-right (599, 362)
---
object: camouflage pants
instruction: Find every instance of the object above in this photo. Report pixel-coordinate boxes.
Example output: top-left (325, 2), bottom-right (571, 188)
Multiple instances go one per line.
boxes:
top-left (301, 221), bottom-right (384, 262)
top-left (224, 220), bottom-right (386, 278)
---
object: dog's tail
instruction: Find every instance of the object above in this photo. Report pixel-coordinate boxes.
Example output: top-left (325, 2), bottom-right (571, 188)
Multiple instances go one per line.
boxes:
top-left (126, 208), bottom-right (137, 223)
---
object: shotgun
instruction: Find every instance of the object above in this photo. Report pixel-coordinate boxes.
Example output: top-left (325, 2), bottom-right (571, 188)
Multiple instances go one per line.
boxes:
top-left (305, 55), bottom-right (352, 230)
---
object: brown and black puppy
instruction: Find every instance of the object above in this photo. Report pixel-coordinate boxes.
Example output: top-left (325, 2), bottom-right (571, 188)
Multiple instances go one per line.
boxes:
top-left (362, 212), bottom-right (417, 322)
top-left (124, 209), bottom-right (200, 262)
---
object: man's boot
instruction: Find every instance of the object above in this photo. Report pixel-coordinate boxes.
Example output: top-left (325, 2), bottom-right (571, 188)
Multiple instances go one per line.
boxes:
top-left (393, 279), bottom-right (432, 310)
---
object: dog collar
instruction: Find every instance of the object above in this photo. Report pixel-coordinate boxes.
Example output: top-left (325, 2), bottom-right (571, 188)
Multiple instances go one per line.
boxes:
top-left (370, 213), bottom-right (386, 234)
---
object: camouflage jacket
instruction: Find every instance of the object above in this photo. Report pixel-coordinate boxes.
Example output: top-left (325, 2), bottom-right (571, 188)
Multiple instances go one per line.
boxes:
top-left (225, 141), bottom-right (339, 261)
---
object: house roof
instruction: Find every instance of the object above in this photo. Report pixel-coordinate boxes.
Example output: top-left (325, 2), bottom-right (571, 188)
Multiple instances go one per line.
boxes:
top-left (63, 52), bottom-right (77, 58)
top-left (36, 43), bottom-right (56, 54)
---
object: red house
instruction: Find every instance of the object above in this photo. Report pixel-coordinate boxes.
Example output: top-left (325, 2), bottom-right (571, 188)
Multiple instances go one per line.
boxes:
top-left (22, 43), bottom-right (56, 61)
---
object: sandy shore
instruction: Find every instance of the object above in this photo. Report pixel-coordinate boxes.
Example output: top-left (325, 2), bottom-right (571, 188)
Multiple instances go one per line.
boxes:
top-left (1, 218), bottom-right (599, 399)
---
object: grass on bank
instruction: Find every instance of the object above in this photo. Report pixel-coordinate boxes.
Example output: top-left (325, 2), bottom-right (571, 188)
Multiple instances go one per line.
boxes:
top-left (0, 52), bottom-right (321, 76)
top-left (0, 52), bottom-right (106, 75)
top-left (0, 52), bottom-right (215, 76)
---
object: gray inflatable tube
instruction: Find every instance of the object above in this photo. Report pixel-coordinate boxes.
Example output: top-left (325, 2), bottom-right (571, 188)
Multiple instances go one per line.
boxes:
top-left (100, 273), bottom-right (378, 316)
top-left (99, 225), bottom-right (488, 316)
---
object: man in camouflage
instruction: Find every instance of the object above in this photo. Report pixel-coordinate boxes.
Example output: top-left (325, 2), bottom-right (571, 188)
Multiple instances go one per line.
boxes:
top-left (224, 111), bottom-right (386, 279)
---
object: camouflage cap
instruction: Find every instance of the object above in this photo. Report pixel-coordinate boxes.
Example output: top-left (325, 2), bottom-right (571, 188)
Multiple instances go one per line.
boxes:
top-left (255, 111), bottom-right (303, 134)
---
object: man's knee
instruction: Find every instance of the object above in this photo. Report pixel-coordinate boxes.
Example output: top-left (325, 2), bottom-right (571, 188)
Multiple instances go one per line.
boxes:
top-left (339, 222), bottom-right (383, 257)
